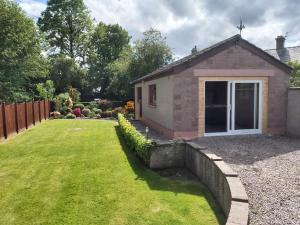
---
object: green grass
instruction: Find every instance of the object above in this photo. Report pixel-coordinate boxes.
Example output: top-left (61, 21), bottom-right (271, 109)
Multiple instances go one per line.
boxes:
top-left (0, 120), bottom-right (223, 225)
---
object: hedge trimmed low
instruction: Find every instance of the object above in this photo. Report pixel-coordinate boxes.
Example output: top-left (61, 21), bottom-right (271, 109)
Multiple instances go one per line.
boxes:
top-left (118, 113), bottom-right (154, 164)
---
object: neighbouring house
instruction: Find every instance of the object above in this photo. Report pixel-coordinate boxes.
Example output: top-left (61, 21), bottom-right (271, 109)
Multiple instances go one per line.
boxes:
top-left (265, 35), bottom-right (300, 63)
top-left (132, 34), bottom-right (293, 139)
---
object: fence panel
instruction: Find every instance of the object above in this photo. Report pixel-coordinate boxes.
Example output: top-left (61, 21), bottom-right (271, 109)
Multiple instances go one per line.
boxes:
top-left (26, 102), bottom-right (34, 127)
top-left (45, 100), bottom-right (50, 119)
top-left (0, 100), bottom-right (50, 140)
top-left (16, 103), bottom-right (26, 132)
top-left (40, 100), bottom-right (45, 121)
top-left (0, 104), bottom-right (4, 139)
top-left (4, 104), bottom-right (17, 137)
top-left (33, 101), bottom-right (40, 123)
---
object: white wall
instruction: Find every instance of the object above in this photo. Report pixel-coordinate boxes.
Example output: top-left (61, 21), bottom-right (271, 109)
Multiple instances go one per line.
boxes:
top-left (135, 75), bottom-right (174, 129)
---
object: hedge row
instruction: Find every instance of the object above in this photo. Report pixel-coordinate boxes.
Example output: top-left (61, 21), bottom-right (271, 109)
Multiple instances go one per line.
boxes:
top-left (118, 113), bottom-right (154, 164)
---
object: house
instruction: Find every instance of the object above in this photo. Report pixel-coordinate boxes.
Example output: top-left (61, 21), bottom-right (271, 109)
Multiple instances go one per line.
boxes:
top-left (265, 35), bottom-right (300, 63)
top-left (132, 35), bottom-right (292, 139)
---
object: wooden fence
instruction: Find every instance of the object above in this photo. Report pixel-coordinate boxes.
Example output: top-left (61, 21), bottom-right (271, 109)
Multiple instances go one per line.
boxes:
top-left (0, 100), bottom-right (50, 140)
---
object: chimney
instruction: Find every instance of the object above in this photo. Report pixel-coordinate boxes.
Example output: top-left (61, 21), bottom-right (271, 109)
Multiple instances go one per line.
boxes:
top-left (276, 35), bottom-right (285, 49)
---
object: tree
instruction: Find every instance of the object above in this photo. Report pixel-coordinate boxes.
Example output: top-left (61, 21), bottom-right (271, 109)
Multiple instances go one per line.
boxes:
top-left (87, 22), bottom-right (130, 98)
top-left (49, 55), bottom-right (87, 94)
top-left (130, 28), bottom-right (173, 80)
top-left (288, 61), bottom-right (300, 87)
top-left (0, 0), bottom-right (48, 102)
top-left (38, 0), bottom-right (92, 62)
top-left (105, 47), bottom-right (133, 100)
top-left (36, 80), bottom-right (55, 100)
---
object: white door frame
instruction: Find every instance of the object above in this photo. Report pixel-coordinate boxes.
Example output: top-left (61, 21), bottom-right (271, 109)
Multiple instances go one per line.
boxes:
top-left (204, 80), bottom-right (263, 137)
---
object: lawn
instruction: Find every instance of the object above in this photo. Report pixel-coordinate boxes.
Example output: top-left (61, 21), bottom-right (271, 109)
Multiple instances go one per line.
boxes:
top-left (0, 120), bottom-right (223, 225)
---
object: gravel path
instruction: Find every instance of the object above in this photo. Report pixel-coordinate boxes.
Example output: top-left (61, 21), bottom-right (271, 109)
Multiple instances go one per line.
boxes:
top-left (195, 135), bottom-right (300, 225)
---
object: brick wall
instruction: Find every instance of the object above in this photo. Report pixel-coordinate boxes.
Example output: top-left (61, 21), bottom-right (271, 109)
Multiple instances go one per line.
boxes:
top-left (173, 45), bottom-right (289, 137)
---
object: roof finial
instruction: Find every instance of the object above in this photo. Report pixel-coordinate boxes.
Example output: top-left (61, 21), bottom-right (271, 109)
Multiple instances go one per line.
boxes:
top-left (236, 17), bottom-right (245, 36)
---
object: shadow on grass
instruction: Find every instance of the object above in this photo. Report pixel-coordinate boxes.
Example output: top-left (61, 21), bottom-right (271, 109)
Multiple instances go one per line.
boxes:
top-left (114, 125), bottom-right (225, 225)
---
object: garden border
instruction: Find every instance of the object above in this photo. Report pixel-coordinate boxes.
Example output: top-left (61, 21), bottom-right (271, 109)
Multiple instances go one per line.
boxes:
top-left (149, 140), bottom-right (249, 225)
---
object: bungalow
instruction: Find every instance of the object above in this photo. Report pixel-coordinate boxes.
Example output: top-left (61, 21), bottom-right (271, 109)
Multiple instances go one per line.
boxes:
top-left (132, 35), bottom-right (293, 139)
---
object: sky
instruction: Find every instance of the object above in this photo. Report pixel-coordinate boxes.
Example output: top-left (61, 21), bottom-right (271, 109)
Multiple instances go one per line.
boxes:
top-left (16, 0), bottom-right (300, 58)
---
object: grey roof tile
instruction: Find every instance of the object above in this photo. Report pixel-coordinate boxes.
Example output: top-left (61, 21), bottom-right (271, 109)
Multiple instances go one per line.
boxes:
top-left (265, 46), bottom-right (300, 64)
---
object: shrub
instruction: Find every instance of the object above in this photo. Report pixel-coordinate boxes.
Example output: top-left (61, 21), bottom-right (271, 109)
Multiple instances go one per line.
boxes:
top-left (65, 113), bottom-right (76, 119)
top-left (125, 100), bottom-right (134, 113)
top-left (112, 107), bottom-right (124, 117)
top-left (73, 103), bottom-right (85, 110)
top-left (88, 101), bottom-right (98, 110)
top-left (73, 108), bottom-right (81, 117)
top-left (82, 108), bottom-right (91, 117)
top-left (89, 112), bottom-right (96, 118)
top-left (97, 99), bottom-right (113, 111)
top-left (101, 110), bottom-right (113, 118)
top-left (118, 114), bottom-right (154, 164)
top-left (60, 106), bottom-right (72, 115)
top-left (92, 108), bottom-right (101, 114)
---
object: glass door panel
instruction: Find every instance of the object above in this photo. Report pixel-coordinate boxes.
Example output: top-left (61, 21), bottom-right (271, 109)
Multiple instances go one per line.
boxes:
top-left (234, 82), bottom-right (259, 130)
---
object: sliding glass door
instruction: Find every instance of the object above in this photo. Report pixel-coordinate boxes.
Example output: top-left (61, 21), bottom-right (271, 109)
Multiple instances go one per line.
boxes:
top-left (231, 81), bottom-right (261, 132)
top-left (205, 80), bottom-right (262, 136)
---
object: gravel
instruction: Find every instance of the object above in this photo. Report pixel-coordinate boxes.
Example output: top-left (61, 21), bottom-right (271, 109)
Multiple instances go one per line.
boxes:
top-left (195, 135), bottom-right (300, 225)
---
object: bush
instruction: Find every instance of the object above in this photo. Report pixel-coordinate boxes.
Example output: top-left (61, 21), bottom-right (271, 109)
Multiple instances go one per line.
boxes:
top-left (125, 100), bottom-right (134, 113)
top-left (118, 114), bottom-right (153, 164)
top-left (89, 112), bottom-right (96, 118)
top-left (101, 110), bottom-right (113, 118)
top-left (73, 103), bottom-right (85, 110)
top-left (92, 108), bottom-right (101, 114)
top-left (88, 101), bottom-right (98, 110)
top-left (82, 108), bottom-right (91, 117)
top-left (73, 108), bottom-right (81, 117)
top-left (60, 106), bottom-right (72, 115)
top-left (65, 113), bottom-right (76, 119)
top-left (97, 99), bottom-right (113, 111)
top-left (112, 107), bottom-right (124, 117)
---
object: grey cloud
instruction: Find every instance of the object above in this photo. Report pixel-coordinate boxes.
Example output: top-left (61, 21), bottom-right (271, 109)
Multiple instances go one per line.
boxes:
top-left (200, 0), bottom-right (268, 26)
top-left (20, 0), bottom-right (300, 57)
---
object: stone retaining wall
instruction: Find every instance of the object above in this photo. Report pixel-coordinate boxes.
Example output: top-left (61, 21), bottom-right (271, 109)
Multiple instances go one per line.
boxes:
top-left (149, 141), bottom-right (249, 225)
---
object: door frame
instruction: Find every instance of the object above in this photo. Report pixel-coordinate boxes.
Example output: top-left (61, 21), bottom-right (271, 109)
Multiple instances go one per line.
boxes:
top-left (137, 87), bottom-right (142, 118)
top-left (204, 80), bottom-right (263, 137)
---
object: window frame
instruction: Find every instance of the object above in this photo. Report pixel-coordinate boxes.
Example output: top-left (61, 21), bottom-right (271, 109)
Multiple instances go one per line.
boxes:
top-left (148, 84), bottom-right (157, 107)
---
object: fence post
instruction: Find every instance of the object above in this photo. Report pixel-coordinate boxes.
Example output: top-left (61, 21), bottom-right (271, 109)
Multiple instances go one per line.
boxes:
top-left (39, 101), bottom-right (42, 122)
top-left (14, 103), bottom-right (19, 133)
top-left (2, 103), bottom-right (7, 139)
top-left (25, 102), bottom-right (28, 129)
top-left (43, 100), bottom-right (46, 120)
top-left (32, 100), bottom-right (35, 126)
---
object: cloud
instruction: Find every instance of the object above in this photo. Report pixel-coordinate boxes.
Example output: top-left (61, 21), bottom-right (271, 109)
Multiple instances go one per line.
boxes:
top-left (17, 0), bottom-right (46, 19)
top-left (18, 0), bottom-right (300, 56)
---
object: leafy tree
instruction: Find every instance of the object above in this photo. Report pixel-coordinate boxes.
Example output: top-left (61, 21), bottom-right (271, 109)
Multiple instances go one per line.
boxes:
top-left (0, 0), bottom-right (48, 102)
top-left (38, 0), bottom-right (92, 62)
top-left (288, 61), bottom-right (300, 87)
top-left (130, 28), bottom-right (173, 80)
top-left (36, 80), bottom-right (55, 100)
top-left (87, 22), bottom-right (130, 98)
top-left (49, 55), bottom-right (87, 94)
top-left (105, 47), bottom-right (133, 100)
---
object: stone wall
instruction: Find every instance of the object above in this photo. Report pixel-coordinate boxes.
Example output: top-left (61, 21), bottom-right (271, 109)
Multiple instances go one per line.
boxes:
top-left (287, 87), bottom-right (300, 136)
top-left (149, 141), bottom-right (249, 225)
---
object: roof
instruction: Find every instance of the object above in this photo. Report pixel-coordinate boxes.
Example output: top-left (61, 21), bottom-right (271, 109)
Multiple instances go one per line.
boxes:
top-left (265, 46), bottom-right (300, 64)
top-left (132, 34), bottom-right (292, 84)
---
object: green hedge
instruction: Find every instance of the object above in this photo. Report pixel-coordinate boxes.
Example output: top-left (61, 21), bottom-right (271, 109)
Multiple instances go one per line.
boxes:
top-left (118, 113), bottom-right (154, 164)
